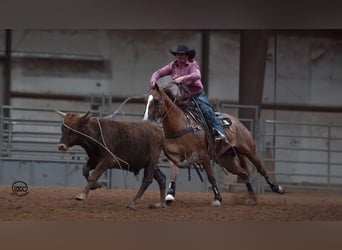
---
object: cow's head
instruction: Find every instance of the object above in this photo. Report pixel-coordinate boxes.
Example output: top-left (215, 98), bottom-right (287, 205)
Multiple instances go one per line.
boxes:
top-left (56, 110), bottom-right (92, 151)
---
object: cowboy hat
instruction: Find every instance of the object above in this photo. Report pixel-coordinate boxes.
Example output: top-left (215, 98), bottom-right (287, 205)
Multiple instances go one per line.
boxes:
top-left (169, 45), bottom-right (196, 59)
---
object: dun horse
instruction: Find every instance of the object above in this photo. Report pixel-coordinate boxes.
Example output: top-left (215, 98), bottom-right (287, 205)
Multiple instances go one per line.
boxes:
top-left (144, 83), bottom-right (284, 206)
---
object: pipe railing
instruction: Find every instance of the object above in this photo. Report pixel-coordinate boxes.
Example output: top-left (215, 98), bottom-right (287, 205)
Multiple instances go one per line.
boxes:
top-left (262, 119), bottom-right (342, 186)
top-left (2, 105), bottom-right (342, 189)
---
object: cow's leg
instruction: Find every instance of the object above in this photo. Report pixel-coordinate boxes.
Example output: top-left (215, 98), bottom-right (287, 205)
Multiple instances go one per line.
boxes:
top-left (166, 159), bottom-right (179, 203)
top-left (75, 164), bottom-right (91, 200)
top-left (151, 167), bottom-right (166, 208)
top-left (82, 163), bottom-right (101, 190)
top-left (127, 163), bottom-right (155, 209)
top-left (75, 160), bottom-right (107, 201)
top-left (82, 163), bottom-right (90, 180)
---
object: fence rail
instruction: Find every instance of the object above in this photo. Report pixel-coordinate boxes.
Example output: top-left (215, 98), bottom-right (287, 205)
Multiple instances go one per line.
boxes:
top-left (261, 119), bottom-right (342, 187)
top-left (2, 105), bottom-right (342, 190)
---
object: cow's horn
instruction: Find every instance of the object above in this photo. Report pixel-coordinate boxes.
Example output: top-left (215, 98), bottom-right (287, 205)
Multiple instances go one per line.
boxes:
top-left (56, 110), bottom-right (66, 118)
top-left (80, 111), bottom-right (90, 118)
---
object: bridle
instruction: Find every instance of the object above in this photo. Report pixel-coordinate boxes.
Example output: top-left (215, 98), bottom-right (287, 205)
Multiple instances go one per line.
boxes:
top-left (153, 94), bottom-right (178, 124)
top-left (149, 87), bottom-right (203, 139)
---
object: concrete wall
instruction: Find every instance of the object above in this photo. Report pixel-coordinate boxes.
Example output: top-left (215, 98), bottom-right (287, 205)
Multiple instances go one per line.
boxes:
top-left (264, 33), bottom-right (342, 107)
top-left (5, 30), bottom-right (342, 112)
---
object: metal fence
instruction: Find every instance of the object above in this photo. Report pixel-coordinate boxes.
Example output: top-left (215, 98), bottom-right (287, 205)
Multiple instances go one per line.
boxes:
top-left (2, 104), bottom-right (342, 191)
top-left (0, 105), bottom-right (151, 188)
top-left (261, 119), bottom-right (342, 188)
top-left (0, 105), bottom-right (206, 192)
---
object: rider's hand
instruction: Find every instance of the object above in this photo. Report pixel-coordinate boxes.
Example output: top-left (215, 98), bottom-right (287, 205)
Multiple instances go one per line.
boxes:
top-left (174, 76), bottom-right (184, 84)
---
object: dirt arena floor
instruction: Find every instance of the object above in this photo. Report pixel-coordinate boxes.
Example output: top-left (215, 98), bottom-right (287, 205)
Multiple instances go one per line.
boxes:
top-left (1, 185), bottom-right (342, 221)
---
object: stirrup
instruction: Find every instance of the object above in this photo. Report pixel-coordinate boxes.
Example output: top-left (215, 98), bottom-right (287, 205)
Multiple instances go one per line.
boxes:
top-left (215, 134), bottom-right (226, 142)
top-left (214, 130), bottom-right (227, 142)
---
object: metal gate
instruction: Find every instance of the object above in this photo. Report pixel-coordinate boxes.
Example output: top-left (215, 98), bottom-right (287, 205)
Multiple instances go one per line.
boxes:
top-left (261, 119), bottom-right (342, 188)
top-left (2, 104), bottom-right (342, 192)
top-left (0, 105), bottom-right (208, 192)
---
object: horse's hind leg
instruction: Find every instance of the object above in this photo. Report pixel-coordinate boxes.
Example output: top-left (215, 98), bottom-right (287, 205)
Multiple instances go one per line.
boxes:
top-left (238, 156), bottom-right (258, 205)
top-left (217, 150), bottom-right (257, 205)
top-left (245, 151), bottom-right (285, 195)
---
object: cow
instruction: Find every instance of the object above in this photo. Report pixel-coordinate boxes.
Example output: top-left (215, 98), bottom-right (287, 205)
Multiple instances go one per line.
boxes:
top-left (56, 110), bottom-right (166, 209)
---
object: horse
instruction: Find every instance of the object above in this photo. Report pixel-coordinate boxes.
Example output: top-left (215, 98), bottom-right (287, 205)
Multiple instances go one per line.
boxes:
top-left (143, 82), bottom-right (284, 206)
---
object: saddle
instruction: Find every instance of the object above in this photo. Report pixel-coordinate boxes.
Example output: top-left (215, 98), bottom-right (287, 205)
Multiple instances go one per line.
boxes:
top-left (215, 112), bottom-right (232, 127)
top-left (184, 98), bottom-right (232, 134)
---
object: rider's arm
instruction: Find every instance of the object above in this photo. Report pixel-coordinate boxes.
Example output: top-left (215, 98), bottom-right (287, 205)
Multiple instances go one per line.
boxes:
top-left (150, 61), bottom-right (174, 86)
top-left (175, 61), bottom-right (201, 84)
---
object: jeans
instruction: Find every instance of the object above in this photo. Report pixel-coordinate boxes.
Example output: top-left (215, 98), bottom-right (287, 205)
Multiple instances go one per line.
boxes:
top-left (192, 92), bottom-right (225, 134)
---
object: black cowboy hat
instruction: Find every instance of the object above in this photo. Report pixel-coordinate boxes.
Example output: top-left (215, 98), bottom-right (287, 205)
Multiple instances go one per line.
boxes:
top-left (169, 45), bottom-right (196, 59)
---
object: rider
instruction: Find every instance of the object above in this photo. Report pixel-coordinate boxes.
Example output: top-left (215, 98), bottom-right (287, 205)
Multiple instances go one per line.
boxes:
top-left (150, 44), bottom-right (227, 142)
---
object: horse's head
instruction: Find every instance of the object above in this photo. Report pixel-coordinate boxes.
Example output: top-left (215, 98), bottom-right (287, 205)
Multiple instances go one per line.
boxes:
top-left (143, 83), bottom-right (168, 122)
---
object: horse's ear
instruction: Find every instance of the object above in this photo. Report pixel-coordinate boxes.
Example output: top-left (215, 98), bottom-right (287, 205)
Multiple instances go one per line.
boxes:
top-left (155, 82), bottom-right (160, 91)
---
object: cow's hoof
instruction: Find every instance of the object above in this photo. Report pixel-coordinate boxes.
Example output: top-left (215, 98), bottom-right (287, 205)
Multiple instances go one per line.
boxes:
top-left (75, 193), bottom-right (86, 200)
top-left (90, 182), bottom-right (102, 190)
top-left (211, 200), bottom-right (222, 207)
top-left (149, 202), bottom-right (166, 209)
top-left (127, 201), bottom-right (136, 209)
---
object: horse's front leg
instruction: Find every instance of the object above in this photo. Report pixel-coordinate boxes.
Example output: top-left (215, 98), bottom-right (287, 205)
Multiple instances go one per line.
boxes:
top-left (202, 157), bottom-right (222, 207)
top-left (165, 159), bottom-right (179, 203)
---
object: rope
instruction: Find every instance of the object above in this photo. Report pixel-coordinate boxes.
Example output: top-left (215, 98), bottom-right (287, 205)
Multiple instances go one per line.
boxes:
top-left (62, 120), bottom-right (130, 185)
top-left (104, 95), bottom-right (146, 119)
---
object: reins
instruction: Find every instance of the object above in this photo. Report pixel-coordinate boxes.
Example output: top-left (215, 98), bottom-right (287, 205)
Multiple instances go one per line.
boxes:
top-left (159, 95), bottom-right (177, 124)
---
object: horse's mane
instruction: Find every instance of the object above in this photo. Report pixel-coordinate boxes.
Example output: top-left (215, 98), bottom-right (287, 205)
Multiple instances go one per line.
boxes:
top-left (162, 86), bottom-right (189, 110)
top-left (161, 84), bottom-right (210, 143)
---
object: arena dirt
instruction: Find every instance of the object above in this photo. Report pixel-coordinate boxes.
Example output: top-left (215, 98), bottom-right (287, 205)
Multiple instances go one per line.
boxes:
top-left (1, 186), bottom-right (342, 221)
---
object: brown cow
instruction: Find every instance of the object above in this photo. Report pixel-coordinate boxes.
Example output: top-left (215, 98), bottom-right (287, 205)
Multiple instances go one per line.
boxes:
top-left (56, 111), bottom-right (166, 209)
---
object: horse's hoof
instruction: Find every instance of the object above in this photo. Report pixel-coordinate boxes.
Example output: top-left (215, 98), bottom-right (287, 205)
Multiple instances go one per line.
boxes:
top-left (245, 197), bottom-right (257, 206)
top-left (271, 184), bottom-right (285, 195)
top-left (165, 194), bottom-right (175, 202)
top-left (277, 185), bottom-right (285, 195)
top-left (211, 200), bottom-right (222, 207)
top-left (75, 193), bottom-right (86, 200)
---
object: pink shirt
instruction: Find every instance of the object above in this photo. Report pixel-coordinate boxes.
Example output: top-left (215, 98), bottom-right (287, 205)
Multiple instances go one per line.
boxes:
top-left (150, 59), bottom-right (203, 95)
